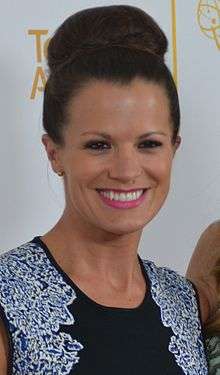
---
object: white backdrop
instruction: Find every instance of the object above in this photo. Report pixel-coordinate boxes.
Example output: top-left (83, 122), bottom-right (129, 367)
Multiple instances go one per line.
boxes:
top-left (1, 0), bottom-right (220, 274)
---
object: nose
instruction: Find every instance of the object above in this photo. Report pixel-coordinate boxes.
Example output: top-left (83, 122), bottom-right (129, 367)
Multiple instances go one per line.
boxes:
top-left (108, 147), bottom-right (143, 183)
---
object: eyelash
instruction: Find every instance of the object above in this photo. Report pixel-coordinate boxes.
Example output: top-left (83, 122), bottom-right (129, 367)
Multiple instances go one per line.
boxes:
top-left (84, 140), bottom-right (163, 151)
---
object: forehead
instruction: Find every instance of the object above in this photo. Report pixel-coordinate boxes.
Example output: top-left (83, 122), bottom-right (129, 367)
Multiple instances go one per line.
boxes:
top-left (66, 78), bottom-right (171, 135)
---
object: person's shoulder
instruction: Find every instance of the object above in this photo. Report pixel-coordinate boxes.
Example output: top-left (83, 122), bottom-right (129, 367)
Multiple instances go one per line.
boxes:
top-left (141, 258), bottom-right (184, 279)
top-left (0, 239), bottom-right (37, 258)
top-left (141, 259), bottom-right (203, 348)
top-left (141, 258), bottom-right (192, 291)
top-left (0, 239), bottom-right (44, 311)
top-left (0, 239), bottom-right (41, 277)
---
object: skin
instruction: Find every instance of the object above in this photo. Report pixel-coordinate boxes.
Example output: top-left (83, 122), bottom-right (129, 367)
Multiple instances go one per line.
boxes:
top-left (41, 78), bottom-right (180, 305)
top-left (0, 321), bottom-right (8, 374)
top-left (186, 221), bottom-right (220, 323)
top-left (0, 78), bottom-right (180, 372)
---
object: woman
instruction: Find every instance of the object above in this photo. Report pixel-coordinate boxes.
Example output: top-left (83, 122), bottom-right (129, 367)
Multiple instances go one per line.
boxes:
top-left (0, 5), bottom-right (207, 374)
top-left (187, 221), bottom-right (220, 374)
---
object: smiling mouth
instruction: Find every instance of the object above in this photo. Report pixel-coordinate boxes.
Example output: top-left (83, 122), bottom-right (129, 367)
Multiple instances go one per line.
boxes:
top-left (96, 189), bottom-right (147, 202)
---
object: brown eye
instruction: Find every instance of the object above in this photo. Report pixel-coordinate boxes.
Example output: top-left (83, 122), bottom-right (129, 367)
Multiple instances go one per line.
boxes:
top-left (139, 140), bottom-right (162, 149)
top-left (84, 141), bottom-right (111, 150)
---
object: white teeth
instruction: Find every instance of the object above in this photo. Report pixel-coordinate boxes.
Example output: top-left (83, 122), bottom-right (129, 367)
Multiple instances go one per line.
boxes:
top-left (120, 193), bottom-right (126, 201)
top-left (99, 190), bottom-right (144, 202)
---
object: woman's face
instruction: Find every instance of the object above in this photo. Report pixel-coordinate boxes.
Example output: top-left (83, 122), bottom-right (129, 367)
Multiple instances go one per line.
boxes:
top-left (44, 78), bottom-right (180, 235)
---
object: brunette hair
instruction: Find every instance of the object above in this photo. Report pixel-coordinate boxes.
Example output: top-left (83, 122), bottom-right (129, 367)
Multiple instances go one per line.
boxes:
top-left (43, 5), bottom-right (180, 145)
top-left (205, 258), bottom-right (220, 337)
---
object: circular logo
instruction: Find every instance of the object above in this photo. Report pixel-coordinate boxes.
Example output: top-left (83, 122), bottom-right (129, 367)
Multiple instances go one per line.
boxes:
top-left (197, 0), bottom-right (220, 49)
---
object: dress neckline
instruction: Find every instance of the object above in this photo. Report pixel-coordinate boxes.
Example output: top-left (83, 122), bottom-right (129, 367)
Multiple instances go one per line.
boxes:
top-left (31, 236), bottom-right (151, 313)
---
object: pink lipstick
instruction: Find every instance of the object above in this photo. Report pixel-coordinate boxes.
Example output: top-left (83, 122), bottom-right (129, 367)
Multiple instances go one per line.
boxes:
top-left (97, 189), bottom-right (147, 209)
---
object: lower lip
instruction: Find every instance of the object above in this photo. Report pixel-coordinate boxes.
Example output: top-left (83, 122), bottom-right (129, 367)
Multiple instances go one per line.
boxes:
top-left (97, 190), bottom-right (147, 209)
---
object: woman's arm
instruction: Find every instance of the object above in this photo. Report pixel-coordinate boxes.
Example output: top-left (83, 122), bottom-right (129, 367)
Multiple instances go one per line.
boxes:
top-left (186, 221), bottom-right (220, 323)
top-left (0, 319), bottom-right (8, 374)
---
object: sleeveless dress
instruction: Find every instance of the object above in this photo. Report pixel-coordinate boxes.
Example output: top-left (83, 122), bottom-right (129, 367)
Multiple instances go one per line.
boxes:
top-left (0, 237), bottom-right (208, 374)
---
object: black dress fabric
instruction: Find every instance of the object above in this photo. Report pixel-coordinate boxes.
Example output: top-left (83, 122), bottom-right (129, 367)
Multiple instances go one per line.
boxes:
top-left (33, 236), bottom-right (184, 375)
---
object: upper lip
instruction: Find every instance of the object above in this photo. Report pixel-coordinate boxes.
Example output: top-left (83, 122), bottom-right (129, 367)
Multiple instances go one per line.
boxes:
top-left (96, 188), bottom-right (147, 193)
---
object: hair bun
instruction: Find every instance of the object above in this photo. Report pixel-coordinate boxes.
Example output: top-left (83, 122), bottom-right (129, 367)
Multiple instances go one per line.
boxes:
top-left (47, 5), bottom-right (168, 73)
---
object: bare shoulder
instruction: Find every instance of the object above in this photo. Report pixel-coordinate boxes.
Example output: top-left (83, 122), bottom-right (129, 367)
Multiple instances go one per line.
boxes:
top-left (186, 221), bottom-right (220, 323)
top-left (0, 319), bottom-right (8, 374)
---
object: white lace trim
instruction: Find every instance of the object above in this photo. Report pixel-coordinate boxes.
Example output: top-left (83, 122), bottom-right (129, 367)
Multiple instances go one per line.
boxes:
top-left (0, 242), bottom-right (208, 374)
top-left (0, 242), bottom-right (83, 374)
top-left (142, 260), bottom-right (208, 375)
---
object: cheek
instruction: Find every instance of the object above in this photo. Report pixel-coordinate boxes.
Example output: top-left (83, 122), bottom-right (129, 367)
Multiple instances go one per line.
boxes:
top-left (146, 153), bottom-right (173, 183)
top-left (64, 153), bottom-right (104, 191)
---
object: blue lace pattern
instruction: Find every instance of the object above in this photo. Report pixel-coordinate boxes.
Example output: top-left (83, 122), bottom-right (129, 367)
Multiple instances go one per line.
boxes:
top-left (143, 260), bottom-right (208, 375)
top-left (0, 242), bottom-right (83, 374)
top-left (0, 242), bottom-right (208, 374)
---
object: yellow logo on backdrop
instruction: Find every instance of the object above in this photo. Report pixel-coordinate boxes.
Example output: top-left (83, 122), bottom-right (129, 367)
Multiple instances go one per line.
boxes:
top-left (197, 0), bottom-right (220, 49)
top-left (28, 30), bottom-right (50, 99)
top-left (27, 1), bottom-right (178, 99)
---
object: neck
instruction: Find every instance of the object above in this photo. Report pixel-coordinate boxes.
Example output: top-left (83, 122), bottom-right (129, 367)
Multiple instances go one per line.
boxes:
top-left (42, 208), bottom-right (143, 289)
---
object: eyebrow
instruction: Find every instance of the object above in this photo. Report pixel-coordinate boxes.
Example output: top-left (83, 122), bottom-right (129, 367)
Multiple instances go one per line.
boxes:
top-left (81, 131), bottom-right (167, 139)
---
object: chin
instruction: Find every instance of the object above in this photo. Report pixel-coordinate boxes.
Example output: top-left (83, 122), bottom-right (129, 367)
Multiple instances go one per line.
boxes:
top-left (100, 220), bottom-right (147, 236)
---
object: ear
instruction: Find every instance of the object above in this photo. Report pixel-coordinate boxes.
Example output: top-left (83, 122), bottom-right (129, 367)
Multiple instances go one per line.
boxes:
top-left (173, 135), bottom-right (181, 155)
top-left (42, 134), bottom-right (63, 174)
